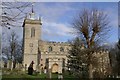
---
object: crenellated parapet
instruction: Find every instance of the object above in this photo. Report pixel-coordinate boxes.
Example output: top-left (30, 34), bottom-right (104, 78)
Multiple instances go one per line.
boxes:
top-left (39, 40), bottom-right (70, 46)
top-left (38, 40), bottom-right (71, 53)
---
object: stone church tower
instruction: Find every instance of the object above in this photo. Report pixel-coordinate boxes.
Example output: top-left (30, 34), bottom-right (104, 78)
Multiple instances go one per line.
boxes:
top-left (22, 9), bottom-right (42, 70)
top-left (22, 7), bottom-right (110, 74)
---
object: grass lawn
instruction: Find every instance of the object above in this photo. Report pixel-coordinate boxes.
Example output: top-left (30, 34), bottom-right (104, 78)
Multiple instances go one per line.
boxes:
top-left (2, 73), bottom-right (59, 80)
top-left (2, 74), bottom-right (76, 80)
top-left (2, 69), bottom-right (75, 80)
top-left (2, 73), bottom-right (47, 78)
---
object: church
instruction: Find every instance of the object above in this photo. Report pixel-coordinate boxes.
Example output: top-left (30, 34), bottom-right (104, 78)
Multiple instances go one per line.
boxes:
top-left (22, 9), bottom-right (70, 74)
top-left (22, 7), bottom-right (111, 75)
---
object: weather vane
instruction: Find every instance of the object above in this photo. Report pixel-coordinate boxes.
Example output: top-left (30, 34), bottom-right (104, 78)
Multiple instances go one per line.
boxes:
top-left (32, 2), bottom-right (35, 13)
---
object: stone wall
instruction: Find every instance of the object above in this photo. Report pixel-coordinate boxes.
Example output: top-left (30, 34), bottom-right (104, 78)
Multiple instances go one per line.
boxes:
top-left (23, 19), bottom-right (42, 70)
top-left (38, 40), bottom-right (70, 73)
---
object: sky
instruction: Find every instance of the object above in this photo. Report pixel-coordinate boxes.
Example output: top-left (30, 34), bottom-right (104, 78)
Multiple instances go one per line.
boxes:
top-left (2, 0), bottom-right (120, 2)
top-left (2, 2), bottom-right (119, 44)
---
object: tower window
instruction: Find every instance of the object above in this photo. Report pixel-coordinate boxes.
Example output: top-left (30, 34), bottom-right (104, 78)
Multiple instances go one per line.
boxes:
top-left (48, 46), bottom-right (52, 52)
top-left (60, 47), bottom-right (64, 52)
top-left (31, 27), bottom-right (35, 37)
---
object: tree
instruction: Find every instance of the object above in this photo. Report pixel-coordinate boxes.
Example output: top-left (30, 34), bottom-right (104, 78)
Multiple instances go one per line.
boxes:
top-left (116, 39), bottom-right (120, 75)
top-left (109, 44), bottom-right (117, 76)
top-left (1, 2), bottom-right (32, 29)
top-left (71, 9), bottom-right (110, 78)
top-left (1, 2), bottom-right (31, 64)
top-left (2, 31), bottom-right (23, 69)
top-left (67, 37), bottom-right (100, 78)
top-left (67, 37), bottom-right (84, 78)
top-left (109, 39), bottom-right (120, 77)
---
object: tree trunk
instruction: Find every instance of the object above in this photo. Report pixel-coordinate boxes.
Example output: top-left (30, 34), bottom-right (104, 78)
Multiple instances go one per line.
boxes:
top-left (87, 40), bottom-right (93, 79)
top-left (89, 63), bottom-right (93, 78)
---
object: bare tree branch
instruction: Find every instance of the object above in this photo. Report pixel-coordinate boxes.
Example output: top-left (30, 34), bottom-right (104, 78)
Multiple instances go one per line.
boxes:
top-left (1, 2), bottom-right (32, 29)
top-left (71, 8), bottom-right (110, 78)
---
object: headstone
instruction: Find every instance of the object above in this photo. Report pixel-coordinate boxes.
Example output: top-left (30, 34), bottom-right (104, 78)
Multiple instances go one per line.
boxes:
top-left (7, 60), bottom-right (13, 70)
top-left (10, 61), bottom-right (13, 70)
top-left (0, 60), bottom-right (4, 68)
top-left (15, 63), bottom-right (18, 69)
top-left (116, 76), bottom-right (119, 78)
top-left (25, 64), bottom-right (27, 71)
top-left (19, 63), bottom-right (22, 70)
top-left (18, 63), bottom-right (20, 70)
top-left (7, 60), bottom-right (12, 69)
top-left (58, 74), bottom-right (63, 79)
top-left (44, 69), bottom-right (47, 73)
top-left (16, 63), bottom-right (20, 70)
top-left (49, 69), bottom-right (52, 79)
top-left (21, 64), bottom-right (25, 71)
top-left (36, 65), bottom-right (40, 72)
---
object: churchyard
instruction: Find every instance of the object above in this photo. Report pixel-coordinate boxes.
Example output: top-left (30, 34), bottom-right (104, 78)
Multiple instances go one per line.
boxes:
top-left (1, 2), bottom-right (120, 79)
top-left (2, 69), bottom-right (74, 79)
top-left (1, 60), bottom-right (74, 79)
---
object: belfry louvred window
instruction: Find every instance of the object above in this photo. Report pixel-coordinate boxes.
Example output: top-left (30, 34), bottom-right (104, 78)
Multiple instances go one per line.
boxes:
top-left (31, 27), bottom-right (35, 37)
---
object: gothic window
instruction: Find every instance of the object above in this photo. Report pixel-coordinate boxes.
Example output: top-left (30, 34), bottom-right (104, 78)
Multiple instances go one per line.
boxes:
top-left (31, 27), bottom-right (35, 37)
top-left (60, 47), bottom-right (64, 52)
top-left (48, 46), bottom-right (52, 52)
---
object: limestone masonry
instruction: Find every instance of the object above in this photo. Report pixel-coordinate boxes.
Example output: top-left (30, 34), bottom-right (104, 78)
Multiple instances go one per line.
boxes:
top-left (22, 10), bottom-right (110, 74)
top-left (22, 11), bottom-right (70, 73)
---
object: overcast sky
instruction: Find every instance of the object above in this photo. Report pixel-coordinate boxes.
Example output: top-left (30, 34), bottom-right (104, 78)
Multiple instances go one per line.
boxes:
top-left (2, 2), bottom-right (119, 44)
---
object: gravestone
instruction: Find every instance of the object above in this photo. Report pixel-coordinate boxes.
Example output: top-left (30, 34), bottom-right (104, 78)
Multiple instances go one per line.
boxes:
top-left (58, 74), bottom-right (63, 79)
top-left (21, 64), bottom-right (25, 71)
top-left (15, 63), bottom-right (18, 69)
top-left (36, 65), bottom-right (39, 72)
top-left (25, 64), bottom-right (27, 71)
top-left (7, 60), bottom-right (13, 70)
top-left (19, 63), bottom-right (22, 70)
top-left (7, 60), bottom-right (10, 69)
top-left (0, 60), bottom-right (4, 68)
top-left (49, 69), bottom-right (52, 79)
top-left (44, 69), bottom-right (47, 74)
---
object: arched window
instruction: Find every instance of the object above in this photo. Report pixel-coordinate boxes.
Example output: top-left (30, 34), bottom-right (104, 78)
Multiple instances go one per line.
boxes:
top-left (31, 27), bottom-right (35, 37)
top-left (48, 46), bottom-right (52, 52)
top-left (60, 47), bottom-right (64, 52)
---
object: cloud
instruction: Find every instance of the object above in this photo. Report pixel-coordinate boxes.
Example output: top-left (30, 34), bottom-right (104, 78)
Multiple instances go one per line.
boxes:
top-left (36, 2), bottom-right (118, 42)
top-left (42, 20), bottom-right (74, 37)
top-left (35, 3), bottom-right (74, 22)
top-left (2, 2), bottom-right (118, 43)
top-left (104, 7), bottom-right (118, 27)
top-left (41, 21), bottom-right (75, 42)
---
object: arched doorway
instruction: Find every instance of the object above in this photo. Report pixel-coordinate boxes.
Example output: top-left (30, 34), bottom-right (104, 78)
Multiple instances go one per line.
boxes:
top-left (52, 63), bottom-right (58, 73)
